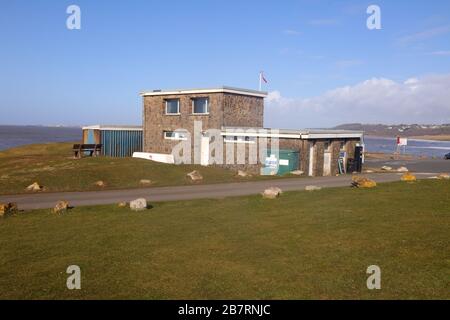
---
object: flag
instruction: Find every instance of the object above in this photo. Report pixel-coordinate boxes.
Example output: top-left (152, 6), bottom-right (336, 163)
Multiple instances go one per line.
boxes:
top-left (261, 72), bottom-right (268, 83)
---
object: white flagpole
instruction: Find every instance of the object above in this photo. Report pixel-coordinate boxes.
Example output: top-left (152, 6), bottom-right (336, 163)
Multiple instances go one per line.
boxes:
top-left (259, 72), bottom-right (262, 91)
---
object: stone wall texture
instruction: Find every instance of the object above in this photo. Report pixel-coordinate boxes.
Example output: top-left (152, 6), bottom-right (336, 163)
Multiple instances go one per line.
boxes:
top-left (143, 92), bottom-right (264, 155)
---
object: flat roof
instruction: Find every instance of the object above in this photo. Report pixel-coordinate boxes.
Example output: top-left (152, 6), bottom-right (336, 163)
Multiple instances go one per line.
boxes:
top-left (222, 126), bottom-right (364, 139)
top-left (82, 125), bottom-right (142, 131)
top-left (140, 86), bottom-right (268, 98)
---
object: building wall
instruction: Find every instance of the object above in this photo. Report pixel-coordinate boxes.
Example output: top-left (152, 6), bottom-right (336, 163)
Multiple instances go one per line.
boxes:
top-left (142, 91), bottom-right (361, 176)
top-left (222, 93), bottom-right (264, 128)
top-left (143, 92), bottom-right (264, 155)
top-left (219, 137), bottom-right (361, 176)
top-left (143, 93), bottom-right (224, 154)
top-left (101, 130), bottom-right (143, 157)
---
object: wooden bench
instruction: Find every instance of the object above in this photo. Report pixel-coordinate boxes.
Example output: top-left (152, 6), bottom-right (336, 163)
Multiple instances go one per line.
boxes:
top-left (73, 144), bottom-right (102, 158)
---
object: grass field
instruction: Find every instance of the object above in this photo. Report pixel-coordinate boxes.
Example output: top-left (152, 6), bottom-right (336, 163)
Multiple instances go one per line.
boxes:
top-left (0, 143), bottom-right (289, 195)
top-left (0, 180), bottom-right (448, 299)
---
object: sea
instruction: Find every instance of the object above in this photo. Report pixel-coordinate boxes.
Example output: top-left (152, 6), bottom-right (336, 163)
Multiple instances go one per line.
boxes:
top-left (0, 125), bottom-right (82, 151)
top-left (364, 136), bottom-right (450, 158)
top-left (1, 126), bottom-right (450, 158)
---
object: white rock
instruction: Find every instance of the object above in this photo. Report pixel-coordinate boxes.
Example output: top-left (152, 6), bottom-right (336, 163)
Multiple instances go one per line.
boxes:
top-left (130, 198), bottom-right (147, 211)
top-left (381, 166), bottom-right (393, 171)
top-left (438, 173), bottom-right (450, 180)
top-left (139, 179), bottom-right (152, 185)
top-left (305, 185), bottom-right (322, 191)
top-left (94, 180), bottom-right (106, 187)
top-left (262, 187), bottom-right (282, 199)
top-left (187, 170), bottom-right (203, 181)
top-left (291, 170), bottom-right (304, 175)
top-left (397, 167), bottom-right (409, 172)
top-left (237, 170), bottom-right (250, 177)
top-left (26, 182), bottom-right (43, 192)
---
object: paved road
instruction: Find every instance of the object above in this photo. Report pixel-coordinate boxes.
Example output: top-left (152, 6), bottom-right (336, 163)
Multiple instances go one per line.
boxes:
top-left (365, 158), bottom-right (450, 173)
top-left (0, 173), bottom-right (435, 210)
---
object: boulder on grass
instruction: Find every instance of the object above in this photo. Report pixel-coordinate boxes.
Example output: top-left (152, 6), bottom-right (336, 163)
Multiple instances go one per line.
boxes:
top-left (291, 170), bottom-right (304, 175)
top-left (305, 185), bottom-right (322, 191)
top-left (94, 180), bottom-right (106, 187)
top-left (438, 173), bottom-right (450, 180)
top-left (26, 182), bottom-right (43, 192)
top-left (0, 203), bottom-right (6, 217)
top-left (118, 202), bottom-right (127, 208)
top-left (139, 179), bottom-right (152, 185)
top-left (130, 198), bottom-right (147, 211)
top-left (397, 166), bottom-right (409, 172)
top-left (53, 201), bottom-right (69, 214)
top-left (352, 176), bottom-right (377, 188)
top-left (237, 170), bottom-right (251, 177)
top-left (0, 203), bottom-right (18, 218)
top-left (401, 172), bottom-right (416, 182)
top-left (262, 187), bottom-right (282, 199)
top-left (381, 166), bottom-right (392, 171)
top-left (8, 202), bottom-right (18, 214)
top-left (187, 170), bottom-right (203, 181)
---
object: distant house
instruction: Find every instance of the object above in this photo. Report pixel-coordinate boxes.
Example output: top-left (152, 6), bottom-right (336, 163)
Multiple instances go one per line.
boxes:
top-left (139, 86), bottom-right (364, 176)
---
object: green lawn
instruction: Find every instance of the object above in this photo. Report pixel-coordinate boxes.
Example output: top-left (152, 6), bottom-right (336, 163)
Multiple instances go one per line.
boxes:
top-left (0, 143), bottom-right (289, 195)
top-left (0, 180), bottom-right (448, 299)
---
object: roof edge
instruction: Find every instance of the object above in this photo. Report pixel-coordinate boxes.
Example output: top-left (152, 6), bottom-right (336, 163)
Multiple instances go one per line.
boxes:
top-left (140, 86), bottom-right (268, 98)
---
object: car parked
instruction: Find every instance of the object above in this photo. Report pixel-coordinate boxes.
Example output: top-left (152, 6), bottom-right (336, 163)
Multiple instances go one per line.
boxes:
top-left (445, 152), bottom-right (450, 160)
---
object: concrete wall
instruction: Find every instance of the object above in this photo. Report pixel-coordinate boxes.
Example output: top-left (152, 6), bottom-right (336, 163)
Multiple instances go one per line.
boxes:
top-left (218, 137), bottom-right (361, 176)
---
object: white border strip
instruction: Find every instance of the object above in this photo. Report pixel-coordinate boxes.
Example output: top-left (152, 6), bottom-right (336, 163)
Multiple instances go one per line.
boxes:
top-left (141, 88), bottom-right (267, 98)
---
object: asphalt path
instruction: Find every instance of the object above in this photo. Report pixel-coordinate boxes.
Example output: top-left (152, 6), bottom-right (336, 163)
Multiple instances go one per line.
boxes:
top-left (0, 173), bottom-right (436, 210)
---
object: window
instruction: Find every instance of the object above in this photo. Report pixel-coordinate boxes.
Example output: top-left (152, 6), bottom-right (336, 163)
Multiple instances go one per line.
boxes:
top-left (192, 97), bottom-right (209, 114)
top-left (165, 99), bottom-right (180, 115)
top-left (224, 136), bottom-right (255, 144)
top-left (164, 131), bottom-right (187, 140)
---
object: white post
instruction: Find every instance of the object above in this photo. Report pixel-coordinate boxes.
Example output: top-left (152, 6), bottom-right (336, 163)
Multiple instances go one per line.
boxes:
top-left (259, 72), bottom-right (262, 91)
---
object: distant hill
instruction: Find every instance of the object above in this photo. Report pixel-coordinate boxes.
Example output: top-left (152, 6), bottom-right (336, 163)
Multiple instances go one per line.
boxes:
top-left (334, 123), bottom-right (450, 138)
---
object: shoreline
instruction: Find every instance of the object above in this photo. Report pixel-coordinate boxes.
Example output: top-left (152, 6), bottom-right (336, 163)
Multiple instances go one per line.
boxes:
top-left (365, 134), bottom-right (450, 142)
top-left (364, 152), bottom-right (426, 161)
top-left (409, 135), bottom-right (450, 142)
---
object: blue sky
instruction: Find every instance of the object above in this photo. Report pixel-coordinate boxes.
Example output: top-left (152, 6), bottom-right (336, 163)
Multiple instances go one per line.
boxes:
top-left (1, 0), bottom-right (450, 127)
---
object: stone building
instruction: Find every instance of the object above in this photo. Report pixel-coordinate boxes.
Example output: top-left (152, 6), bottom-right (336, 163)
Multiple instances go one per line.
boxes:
top-left (139, 86), bottom-right (364, 176)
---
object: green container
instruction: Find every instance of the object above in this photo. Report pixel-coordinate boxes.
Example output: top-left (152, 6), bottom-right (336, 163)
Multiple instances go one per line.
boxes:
top-left (264, 149), bottom-right (300, 175)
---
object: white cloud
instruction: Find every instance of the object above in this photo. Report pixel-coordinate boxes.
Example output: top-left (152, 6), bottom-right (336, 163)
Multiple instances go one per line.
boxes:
top-left (308, 19), bottom-right (339, 26)
top-left (283, 29), bottom-right (301, 35)
top-left (429, 50), bottom-right (450, 56)
top-left (265, 74), bottom-right (450, 128)
top-left (397, 26), bottom-right (450, 45)
top-left (335, 59), bottom-right (364, 69)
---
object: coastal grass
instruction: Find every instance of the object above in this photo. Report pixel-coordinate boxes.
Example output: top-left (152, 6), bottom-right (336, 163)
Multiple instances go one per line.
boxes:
top-left (0, 180), bottom-right (448, 299)
top-left (410, 135), bottom-right (450, 142)
top-left (0, 142), bottom-right (293, 195)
